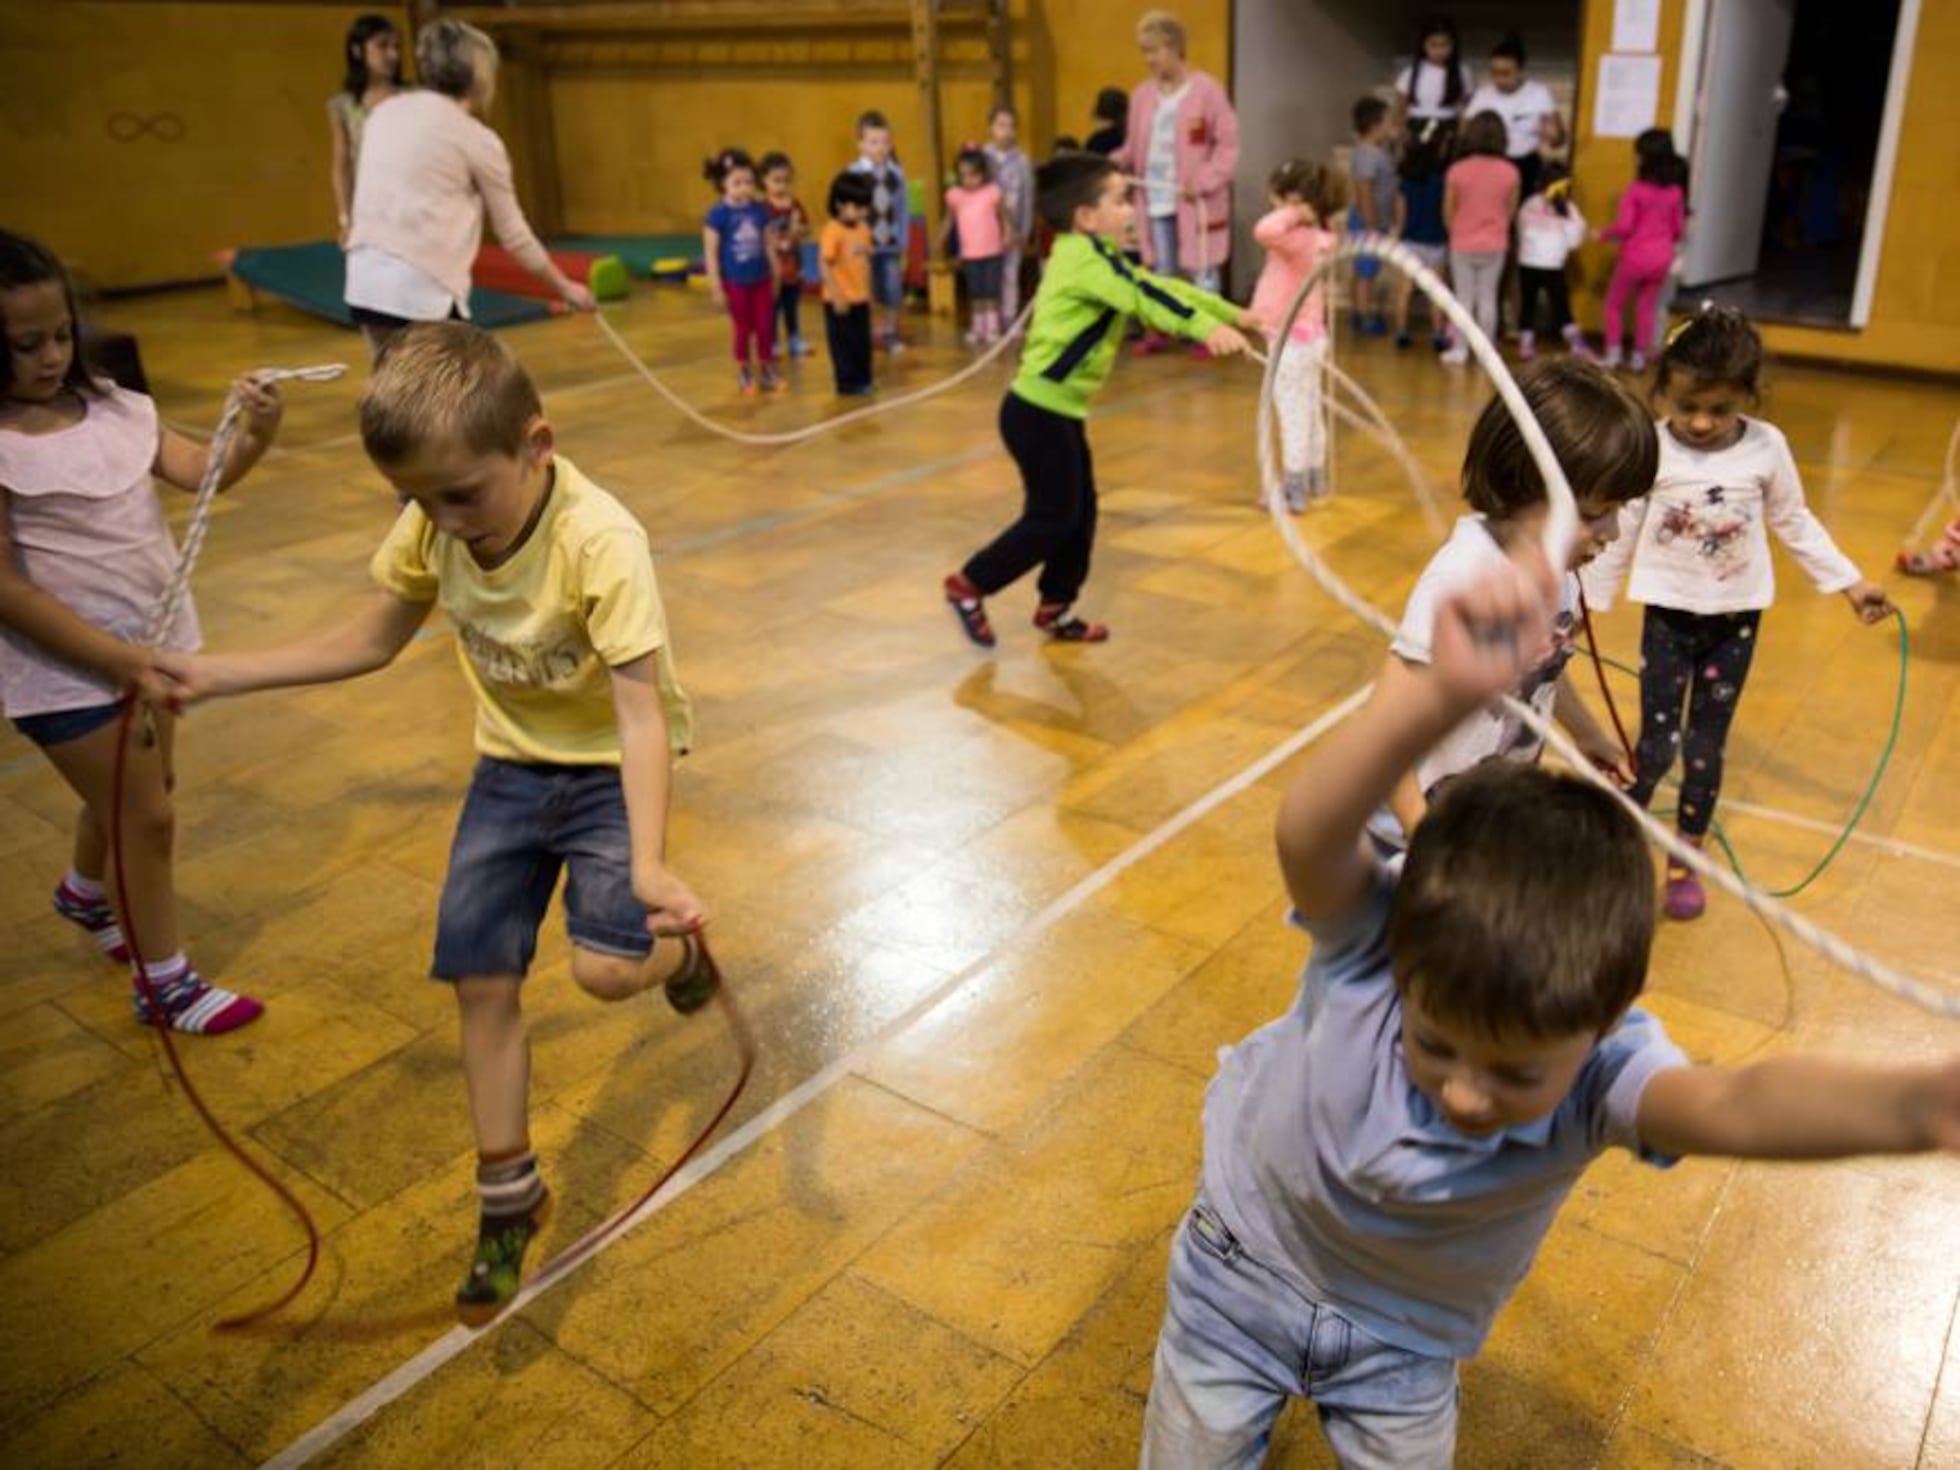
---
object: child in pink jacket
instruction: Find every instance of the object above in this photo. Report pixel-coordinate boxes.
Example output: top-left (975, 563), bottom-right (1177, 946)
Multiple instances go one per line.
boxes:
top-left (1247, 160), bottom-right (1339, 513)
top-left (1598, 132), bottom-right (1687, 372)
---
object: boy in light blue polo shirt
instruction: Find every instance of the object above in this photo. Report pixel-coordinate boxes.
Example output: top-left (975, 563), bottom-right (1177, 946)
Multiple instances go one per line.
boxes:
top-left (1144, 552), bottom-right (1960, 1468)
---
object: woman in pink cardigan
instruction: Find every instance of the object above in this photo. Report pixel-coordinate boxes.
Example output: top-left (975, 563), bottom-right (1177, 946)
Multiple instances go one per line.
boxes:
top-left (1114, 10), bottom-right (1239, 352)
top-left (344, 19), bottom-right (591, 356)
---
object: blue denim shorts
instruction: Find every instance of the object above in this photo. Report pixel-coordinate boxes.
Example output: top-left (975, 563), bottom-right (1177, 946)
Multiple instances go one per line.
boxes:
top-left (432, 757), bottom-right (652, 980)
top-left (11, 701), bottom-right (123, 747)
top-left (870, 249), bottom-right (905, 308)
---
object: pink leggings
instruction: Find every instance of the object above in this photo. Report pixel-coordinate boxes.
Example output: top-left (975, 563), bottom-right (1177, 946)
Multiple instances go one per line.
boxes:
top-left (725, 280), bottom-right (777, 366)
top-left (1603, 254), bottom-right (1670, 355)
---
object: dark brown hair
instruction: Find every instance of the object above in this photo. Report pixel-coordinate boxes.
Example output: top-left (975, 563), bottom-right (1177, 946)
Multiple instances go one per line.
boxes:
top-left (1457, 110), bottom-right (1508, 159)
top-left (1391, 762), bottom-right (1656, 1040)
top-left (1035, 152), bottom-right (1121, 232)
top-left (0, 230), bottom-right (102, 401)
top-left (1654, 303), bottom-right (1764, 402)
top-left (360, 322), bottom-right (543, 464)
top-left (1353, 96), bottom-right (1389, 136)
top-left (1267, 158), bottom-right (1344, 220)
top-left (1461, 358), bottom-right (1659, 517)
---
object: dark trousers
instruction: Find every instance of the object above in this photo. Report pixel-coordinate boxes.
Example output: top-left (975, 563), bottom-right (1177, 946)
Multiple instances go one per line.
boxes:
top-left (1518, 266), bottom-right (1573, 334)
top-left (824, 302), bottom-right (872, 391)
top-left (1628, 605), bottom-right (1763, 837)
top-left (963, 393), bottom-right (1098, 607)
top-left (776, 281), bottom-right (803, 345)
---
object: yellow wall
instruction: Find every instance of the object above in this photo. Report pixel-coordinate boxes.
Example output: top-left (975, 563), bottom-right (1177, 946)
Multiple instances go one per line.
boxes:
top-left (1572, 0), bottom-right (1960, 376)
top-left (0, 1), bottom-right (395, 289)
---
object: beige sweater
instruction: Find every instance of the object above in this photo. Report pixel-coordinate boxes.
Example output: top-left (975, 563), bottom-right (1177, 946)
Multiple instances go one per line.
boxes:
top-left (346, 91), bottom-right (550, 304)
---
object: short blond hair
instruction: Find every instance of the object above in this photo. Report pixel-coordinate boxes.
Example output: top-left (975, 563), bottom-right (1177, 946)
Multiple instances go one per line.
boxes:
top-left (360, 322), bottom-right (543, 464)
top-left (416, 17), bottom-right (499, 107)
top-left (1136, 10), bottom-right (1187, 54)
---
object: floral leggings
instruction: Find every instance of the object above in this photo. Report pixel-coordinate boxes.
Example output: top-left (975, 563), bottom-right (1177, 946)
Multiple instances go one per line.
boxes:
top-left (1627, 605), bottom-right (1763, 838)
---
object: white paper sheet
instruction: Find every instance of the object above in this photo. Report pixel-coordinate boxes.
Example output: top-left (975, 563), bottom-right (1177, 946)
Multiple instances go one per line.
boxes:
top-left (1612, 0), bottom-right (1662, 53)
top-left (1593, 53), bottom-right (1663, 139)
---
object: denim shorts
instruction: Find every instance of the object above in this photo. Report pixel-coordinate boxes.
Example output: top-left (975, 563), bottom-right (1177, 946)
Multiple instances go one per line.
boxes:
top-left (432, 757), bottom-right (652, 980)
top-left (1142, 1198), bottom-right (1459, 1470)
top-left (11, 701), bottom-right (123, 747)
top-left (870, 249), bottom-right (905, 308)
top-left (963, 255), bottom-right (1003, 299)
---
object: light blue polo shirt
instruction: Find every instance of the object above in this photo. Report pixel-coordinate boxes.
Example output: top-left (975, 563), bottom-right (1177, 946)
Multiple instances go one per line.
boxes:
top-left (1200, 864), bottom-right (1686, 1359)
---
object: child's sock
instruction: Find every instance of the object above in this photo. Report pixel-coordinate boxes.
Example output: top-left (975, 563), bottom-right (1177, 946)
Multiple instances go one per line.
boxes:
top-left (457, 1149), bottom-right (552, 1326)
top-left (53, 871), bottom-right (129, 962)
top-left (130, 954), bottom-right (264, 1034)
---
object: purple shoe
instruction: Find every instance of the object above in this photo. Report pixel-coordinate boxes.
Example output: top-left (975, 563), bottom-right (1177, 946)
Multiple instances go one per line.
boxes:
top-left (1663, 867), bottom-right (1706, 921)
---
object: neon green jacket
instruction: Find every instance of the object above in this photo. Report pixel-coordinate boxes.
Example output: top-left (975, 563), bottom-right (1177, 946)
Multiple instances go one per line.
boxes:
top-left (1010, 231), bottom-right (1242, 420)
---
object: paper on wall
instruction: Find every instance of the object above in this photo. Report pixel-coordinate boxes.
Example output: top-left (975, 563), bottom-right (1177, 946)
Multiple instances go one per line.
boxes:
top-left (1612, 0), bottom-right (1662, 53)
top-left (1593, 53), bottom-right (1662, 139)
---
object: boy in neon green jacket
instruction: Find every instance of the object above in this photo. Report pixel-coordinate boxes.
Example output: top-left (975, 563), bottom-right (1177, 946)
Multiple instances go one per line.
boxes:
top-left (944, 153), bottom-right (1250, 646)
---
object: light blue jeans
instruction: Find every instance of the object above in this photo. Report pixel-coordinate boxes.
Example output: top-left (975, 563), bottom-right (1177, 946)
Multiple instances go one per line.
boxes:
top-left (1149, 213), bottom-right (1221, 295)
top-left (1141, 1200), bottom-right (1460, 1470)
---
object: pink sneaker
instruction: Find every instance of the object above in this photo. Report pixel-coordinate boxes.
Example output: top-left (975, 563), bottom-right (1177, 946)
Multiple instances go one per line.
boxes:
top-left (1662, 867), bottom-right (1706, 921)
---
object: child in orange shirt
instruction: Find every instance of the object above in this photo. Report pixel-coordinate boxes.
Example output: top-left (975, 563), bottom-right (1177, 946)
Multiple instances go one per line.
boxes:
top-left (820, 171), bottom-right (876, 396)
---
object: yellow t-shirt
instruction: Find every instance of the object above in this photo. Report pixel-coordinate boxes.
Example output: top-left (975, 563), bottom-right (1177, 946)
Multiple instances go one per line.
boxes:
top-left (370, 456), bottom-right (693, 765)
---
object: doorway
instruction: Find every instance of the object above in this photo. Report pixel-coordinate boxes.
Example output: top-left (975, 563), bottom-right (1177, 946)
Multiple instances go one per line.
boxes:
top-left (1681, 0), bottom-right (1912, 328)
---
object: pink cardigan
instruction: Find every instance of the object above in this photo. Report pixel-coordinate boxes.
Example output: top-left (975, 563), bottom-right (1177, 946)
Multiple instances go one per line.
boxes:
top-left (1114, 69), bottom-right (1239, 272)
top-left (345, 91), bottom-right (551, 304)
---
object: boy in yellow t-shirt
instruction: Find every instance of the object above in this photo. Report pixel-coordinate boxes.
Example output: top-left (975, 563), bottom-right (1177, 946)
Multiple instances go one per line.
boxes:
top-left (159, 323), bottom-right (704, 1325)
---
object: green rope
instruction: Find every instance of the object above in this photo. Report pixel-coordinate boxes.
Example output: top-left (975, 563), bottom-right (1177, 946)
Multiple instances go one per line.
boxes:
top-left (1585, 606), bottom-right (1910, 898)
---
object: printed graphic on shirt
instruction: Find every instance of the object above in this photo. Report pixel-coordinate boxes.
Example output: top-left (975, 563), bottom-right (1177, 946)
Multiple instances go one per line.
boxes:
top-left (726, 213), bottom-right (766, 268)
top-left (1503, 607), bottom-right (1577, 754)
top-left (1655, 486), bottom-right (1752, 578)
top-left (459, 619), bottom-right (594, 691)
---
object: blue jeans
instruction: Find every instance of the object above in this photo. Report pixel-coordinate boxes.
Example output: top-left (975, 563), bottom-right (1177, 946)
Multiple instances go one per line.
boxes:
top-left (432, 758), bottom-right (651, 980)
top-left (1142, 1200), bottom-right (1459, 1470)
top-left (869, 249), bottom-right (904, 309)
top-left (1148, 214), bottom-right (1220, 294)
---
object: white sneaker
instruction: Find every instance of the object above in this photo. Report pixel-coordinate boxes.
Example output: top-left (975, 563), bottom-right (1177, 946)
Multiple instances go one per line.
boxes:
top-left (1439, 345), bottom-right (1469, 366)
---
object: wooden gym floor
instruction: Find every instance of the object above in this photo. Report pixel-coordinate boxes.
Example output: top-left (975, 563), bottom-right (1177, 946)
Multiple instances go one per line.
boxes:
top-left (1, 279), bottom-right (1957, 1470)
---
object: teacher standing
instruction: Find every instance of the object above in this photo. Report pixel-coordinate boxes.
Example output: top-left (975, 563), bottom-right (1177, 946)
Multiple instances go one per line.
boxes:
top-left (343, 18), bottom-right (591, 355)
top-left (1114, 9), bottom-right (1239, 324)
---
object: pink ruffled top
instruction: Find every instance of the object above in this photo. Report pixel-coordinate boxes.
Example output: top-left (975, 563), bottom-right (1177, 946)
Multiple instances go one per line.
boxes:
top-left (0, 385), bottom-right (199, 718)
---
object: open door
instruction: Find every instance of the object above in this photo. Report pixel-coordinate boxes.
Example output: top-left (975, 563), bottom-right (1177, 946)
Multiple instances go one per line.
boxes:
top-left (1682, 0), bottom-right (1797, 288)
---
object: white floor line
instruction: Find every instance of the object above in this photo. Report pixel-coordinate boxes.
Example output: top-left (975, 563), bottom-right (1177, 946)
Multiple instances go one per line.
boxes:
top-left (258, 683), bottom-right (1374, 1470)
top-left (1717, 796), bottom-right (1960, 873)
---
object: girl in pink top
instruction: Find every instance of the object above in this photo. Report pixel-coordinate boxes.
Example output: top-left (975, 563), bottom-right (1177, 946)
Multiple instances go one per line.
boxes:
top-left (1598, 137), bottom-right (1688, 371)
top-left (942, 147), bottom-right (1012, 346)
top-left (0, 232), bottom-right (282, 1035)
top-left (1247, 160), bottom-right (1339, 512)
top-left (1440, 111), bottom-right (1520, 366)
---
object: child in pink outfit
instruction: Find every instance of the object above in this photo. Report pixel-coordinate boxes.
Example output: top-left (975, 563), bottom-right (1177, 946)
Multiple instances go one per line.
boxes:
top-left (1440, 112), bottom-right (1519, 366)
top-left (1248, 160), bottom-right (1339, 513)
top-left (943, 147), bottom-right (1011, 345)
top-left (1599, 136), bottom-right (1687, 371)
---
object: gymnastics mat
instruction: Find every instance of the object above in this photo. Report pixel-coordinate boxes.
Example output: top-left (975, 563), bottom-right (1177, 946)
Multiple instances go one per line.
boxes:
top-left (548, 233), bottom-right (701, 277)
top-left (223, 243), bottom-right (555, 330)
top-left (474, 244), bottom-right (629, 302)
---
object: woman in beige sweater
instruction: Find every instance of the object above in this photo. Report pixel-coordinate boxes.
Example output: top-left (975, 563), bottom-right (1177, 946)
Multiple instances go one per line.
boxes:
top-left (344, 19), bottom-right (591, 355)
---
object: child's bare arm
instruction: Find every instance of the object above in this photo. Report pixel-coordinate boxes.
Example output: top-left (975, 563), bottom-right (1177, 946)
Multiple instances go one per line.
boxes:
top-left (702, 225), bottom-right (725, 304)
top-left (1278, 553), bottom-right (1558, 925)
top-left (156, 588), bottom-right (430, 700)
top-left (153, 375), bottom-right (283, 493)
top-left (610, 651), bottom-right (704, 936)
top-left (1638, 1055), bottom-right (1960, 1160)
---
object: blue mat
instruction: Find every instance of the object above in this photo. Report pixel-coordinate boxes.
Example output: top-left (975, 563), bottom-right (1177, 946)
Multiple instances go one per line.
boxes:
top-left (228, 242), bottom-right (554, 329)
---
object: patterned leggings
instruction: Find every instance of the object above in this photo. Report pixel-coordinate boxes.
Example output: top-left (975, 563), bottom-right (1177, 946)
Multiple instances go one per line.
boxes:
top-left (1274, 335), bottom-right (1327, 477)
top-left (1627, 605), bottom-right (1762, 838)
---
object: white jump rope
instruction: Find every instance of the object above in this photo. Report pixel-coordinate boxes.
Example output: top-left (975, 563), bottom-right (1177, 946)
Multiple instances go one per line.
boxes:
top-left (1259, 234), bottom-right (1959, 1021)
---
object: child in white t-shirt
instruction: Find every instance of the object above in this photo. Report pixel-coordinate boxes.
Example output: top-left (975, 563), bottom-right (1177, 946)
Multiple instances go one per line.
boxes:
top-left (1378, 359), bottom-right (1652, 849)
top-left (1581, 307), bottom-right (1893, 921)
top-left (1516, 163), bottom-right (1589, 361)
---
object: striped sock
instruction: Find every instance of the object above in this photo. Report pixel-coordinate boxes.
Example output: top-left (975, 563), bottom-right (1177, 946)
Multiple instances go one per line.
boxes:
top-left (476, 1149), bottom-right (546, 1224)
top-left (130, 955), bottom-right (265, 1035)
top-left (53, 874), bottom-right (130, 963)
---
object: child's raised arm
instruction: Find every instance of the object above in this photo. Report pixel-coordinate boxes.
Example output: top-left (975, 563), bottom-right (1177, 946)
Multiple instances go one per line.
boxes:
top-left (152, 375), bottom-right (283, 494)
top-left (1637, 1054), bottom-right (1960, 1160)
top-left (1278, 551), bottom-right (1557, 925)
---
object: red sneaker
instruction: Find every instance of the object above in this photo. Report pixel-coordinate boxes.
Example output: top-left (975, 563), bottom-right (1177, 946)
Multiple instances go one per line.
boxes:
top-left (944, 573), bottom-right (996, 648)
top-left (1034, 602), bottom-right (1109, 643)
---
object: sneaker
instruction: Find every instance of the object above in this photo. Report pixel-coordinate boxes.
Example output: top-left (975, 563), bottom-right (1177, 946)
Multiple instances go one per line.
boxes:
top-left (455, 1190), bottom-right (554, 1328)
top-left (1280, 473), bottom-right (1309, 514)
top-left (789, 335), bottom-right (813, 358)
top-left (882, 334), bottom-right (907, 356)
top-left (53, 881), bottom-right (130, 963)
top-left (1368, 313), bottom-right (1390, 336)
top-left (1562, 324), bottom-right (1594, 359)
top-left (1517, 330), bottom-right (1537, 362)
top-left (759, 363), bottom-right (787, 395)
top-left (1628, 351), bottom-right (1648, 373)
top-left (1662, 867), bottom-right (1707, 921)
top-left (737, 367), bottom-right (757, 396)
top-left (1431, 332), bottom-right (1451, 352)
top-left (1131, 331), bottom-right (1171, 358)
top-left (943, 573), bottom-right (996, 648)
top-left (1600, 347), bottom-right (1624, 371)
top-left (1306, 467), bottom-right (1329, 502)
top-left (1394, 331), bottom-right (1413, 350)
top-left (1033, 602), bottom-right (1109, 643)
top-left (131, 967), bottom-right (264, 1035)
top-left (1439, 345), bottom-right (1470, 366)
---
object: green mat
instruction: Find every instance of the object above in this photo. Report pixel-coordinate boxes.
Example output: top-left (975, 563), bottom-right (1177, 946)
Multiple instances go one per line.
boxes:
top-left (228, 243), bottom-right (554, 330)
top-left (550, 233), bottom-right (701, 277)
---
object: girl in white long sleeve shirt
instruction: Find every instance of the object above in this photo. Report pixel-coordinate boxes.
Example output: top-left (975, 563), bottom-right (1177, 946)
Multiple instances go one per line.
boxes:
top-left (1581, 308), bottom-right (1892, 921)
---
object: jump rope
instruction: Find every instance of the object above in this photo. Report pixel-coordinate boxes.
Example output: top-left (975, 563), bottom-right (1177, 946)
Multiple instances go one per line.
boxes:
top-left (111, 225), bottom-right (1945, 1339)
top-left (109, 367), bottom-right (757, 1338)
